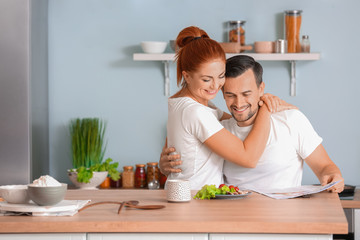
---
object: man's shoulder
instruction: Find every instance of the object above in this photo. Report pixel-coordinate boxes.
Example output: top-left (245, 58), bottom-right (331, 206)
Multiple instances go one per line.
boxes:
top-left (271, 109), bottom-right (307, 123)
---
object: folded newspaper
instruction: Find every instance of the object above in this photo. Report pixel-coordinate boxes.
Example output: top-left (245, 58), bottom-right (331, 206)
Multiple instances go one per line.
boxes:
top-left (249, 180), bottom-right (341, 199)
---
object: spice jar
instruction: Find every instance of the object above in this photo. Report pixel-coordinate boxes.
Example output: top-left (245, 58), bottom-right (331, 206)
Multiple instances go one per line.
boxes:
top-left (147, 162), bottom-right (160, 189)
top-left (122, 166), bottom-right (134, 188)
top-left (228, 21), bottom-right (246, 51)
top-left (284, 10), bottom-right (302, 53)
top-left (135, 164), bottom-right (147, 188)
top-left (301, 35), bottom-right (310, 53)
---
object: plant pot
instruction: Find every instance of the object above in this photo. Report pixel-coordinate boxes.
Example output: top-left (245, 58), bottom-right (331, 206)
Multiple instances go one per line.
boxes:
top-left (67, 171), bottom-right (108, 189)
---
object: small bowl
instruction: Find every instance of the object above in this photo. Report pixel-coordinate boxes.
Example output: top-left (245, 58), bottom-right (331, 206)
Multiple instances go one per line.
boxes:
top-left (27, 183), bottom-right (67, 206)
top-left (0, 185), bottom-right (30, 204)
top-left (254, 41), bottom-right (275, 53)
top-left (141, 41), bottom-right (167, 54)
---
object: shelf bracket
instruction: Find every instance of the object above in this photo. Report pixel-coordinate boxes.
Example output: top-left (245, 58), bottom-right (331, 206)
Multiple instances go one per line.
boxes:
top-left (163, 61), bottom-right (170, 96)
top-left (290, 60), bottom-right (296, 97)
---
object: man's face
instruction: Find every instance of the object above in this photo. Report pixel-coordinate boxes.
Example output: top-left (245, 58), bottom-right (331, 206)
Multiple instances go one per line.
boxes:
top-left (223, 69), bottom-right (264, 127)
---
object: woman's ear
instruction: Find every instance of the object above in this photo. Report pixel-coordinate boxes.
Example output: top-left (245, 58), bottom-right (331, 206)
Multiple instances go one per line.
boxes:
top-left (182, 71), bottom-right (190, 85)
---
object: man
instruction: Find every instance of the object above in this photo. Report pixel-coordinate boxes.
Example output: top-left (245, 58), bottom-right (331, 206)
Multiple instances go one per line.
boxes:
top-left (160, 55), bottom-right (344, 193)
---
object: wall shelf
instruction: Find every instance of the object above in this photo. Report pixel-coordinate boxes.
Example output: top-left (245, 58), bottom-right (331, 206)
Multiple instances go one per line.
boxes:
top-left (133, 53), bottom-right (321, 96)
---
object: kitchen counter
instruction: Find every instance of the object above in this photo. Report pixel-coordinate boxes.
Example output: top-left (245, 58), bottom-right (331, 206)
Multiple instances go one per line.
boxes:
top-left (0, 189), bottom-right (347, 235)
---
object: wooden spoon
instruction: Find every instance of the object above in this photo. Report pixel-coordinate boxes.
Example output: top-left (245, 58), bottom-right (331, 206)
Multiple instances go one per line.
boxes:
top-left (124, 203), bottom-right (165, 210)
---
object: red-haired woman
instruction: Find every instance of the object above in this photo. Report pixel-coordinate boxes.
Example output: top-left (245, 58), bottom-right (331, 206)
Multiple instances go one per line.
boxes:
top-left (164, 26), bottom-right (292, 190)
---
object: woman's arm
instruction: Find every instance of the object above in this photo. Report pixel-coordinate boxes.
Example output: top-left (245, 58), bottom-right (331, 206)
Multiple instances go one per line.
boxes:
top-left (205, 105), bottom-right (271, 168)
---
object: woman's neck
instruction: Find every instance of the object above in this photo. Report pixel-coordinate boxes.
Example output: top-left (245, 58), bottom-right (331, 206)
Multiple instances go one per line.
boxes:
top-left (172, 88), bottom-right (208, 106)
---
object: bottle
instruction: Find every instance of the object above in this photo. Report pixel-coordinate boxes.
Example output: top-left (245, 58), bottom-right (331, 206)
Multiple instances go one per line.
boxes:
top-left (122, 166), bottom-right (134, 188)
top-left (284, 10), bottom-right (302, 53)
top-left (301, 35), bottom-right (310, 53)
top-left (146, 162), bottom-right (160, 190)
top-left (228, 21), bottom-right (246, 52)
top-left (100, 176), bottom-right (110, 189)
top-left (135, 164), bottom-right (147, 188)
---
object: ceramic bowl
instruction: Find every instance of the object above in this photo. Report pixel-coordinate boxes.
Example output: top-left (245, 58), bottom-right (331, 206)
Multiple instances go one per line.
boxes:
top-left (0, 185), bottom-right (30, 204)
top-left (254, 41), bottom-right (275, 53)
top-left (27, 183), bottom-right (67, 206)
top-left (141, 41), bottom-right (167, 54)
top-left (68, 171), bottom-right (108, 189)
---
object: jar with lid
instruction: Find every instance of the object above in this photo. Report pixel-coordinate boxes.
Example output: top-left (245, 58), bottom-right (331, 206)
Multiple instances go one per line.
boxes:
top-left (228, 20), bottom-right (246, 50)
top-left (284, 10), bottom-right (302, 53)
top-left (122, 166), bottom-right (134, 188)
top-left (146, 162), bottom-right (160, 189)
top-left (301, 35), bottom-right (310, 53)
top-left (135, 164), bottom-right (147, 188)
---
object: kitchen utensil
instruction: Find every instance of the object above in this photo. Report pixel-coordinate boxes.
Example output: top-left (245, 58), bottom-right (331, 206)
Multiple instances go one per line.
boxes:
top-left (0, 185), bottom-right (30, 204)
top-left (254, 41), bottom-right (275, 53)
top-left (141, 41), bottom-right (167, 54)
top-left (166, 179), bottom-right (191, 202)
top-left (219, 42), bottom-right (253, 53)
top-left (27, 183), bottom-right (67, 206)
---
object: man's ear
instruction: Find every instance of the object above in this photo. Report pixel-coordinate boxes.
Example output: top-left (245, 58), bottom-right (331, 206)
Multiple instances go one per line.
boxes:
top-left (259, 82), bottom-right (265, 96)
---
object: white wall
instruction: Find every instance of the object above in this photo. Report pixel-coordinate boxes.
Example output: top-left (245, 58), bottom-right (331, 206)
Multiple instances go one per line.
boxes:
top-left (47, 0), bottom-right (360, 185)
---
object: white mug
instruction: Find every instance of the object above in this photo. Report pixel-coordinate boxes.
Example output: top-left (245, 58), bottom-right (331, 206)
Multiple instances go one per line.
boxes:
top-left (166, 179), bottom-right (191, 202)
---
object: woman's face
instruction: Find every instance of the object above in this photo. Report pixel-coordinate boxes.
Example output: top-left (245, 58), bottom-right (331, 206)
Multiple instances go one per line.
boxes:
top-left (182, 59), bottom-right (226, 105)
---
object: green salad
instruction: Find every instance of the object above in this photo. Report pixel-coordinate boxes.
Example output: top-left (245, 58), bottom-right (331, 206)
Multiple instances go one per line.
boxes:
top-left (194, 184), bottom-right (240, 199)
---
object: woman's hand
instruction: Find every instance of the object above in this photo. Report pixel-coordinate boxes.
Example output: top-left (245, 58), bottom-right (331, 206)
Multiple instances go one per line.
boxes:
top-left (159, 147), bottom-right (182, 176)
top-left (260, 93), bottom-right (298, 113)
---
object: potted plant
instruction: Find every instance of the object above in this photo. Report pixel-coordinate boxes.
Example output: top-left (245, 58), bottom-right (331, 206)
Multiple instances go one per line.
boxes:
top-left (67, 118), bottom-right (120, 189)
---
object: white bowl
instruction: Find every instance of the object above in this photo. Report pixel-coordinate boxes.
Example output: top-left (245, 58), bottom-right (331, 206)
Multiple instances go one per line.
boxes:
top-left (0, 185), bottom-right (30, 204)
top-left (141, 41), bottom-right (168, 54)
top-left (68, 171), bottom-right (108, 189)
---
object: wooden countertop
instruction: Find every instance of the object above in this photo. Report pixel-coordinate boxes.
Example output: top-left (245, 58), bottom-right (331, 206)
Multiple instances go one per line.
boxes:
top-left (0, 189), bottom-right (348, 234)
top-left (341, 189), bottom-right (360, 208)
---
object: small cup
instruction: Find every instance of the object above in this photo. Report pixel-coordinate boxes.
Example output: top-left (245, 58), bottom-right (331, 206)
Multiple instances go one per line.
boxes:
top-left (166, 179), bottom-right (191, 203)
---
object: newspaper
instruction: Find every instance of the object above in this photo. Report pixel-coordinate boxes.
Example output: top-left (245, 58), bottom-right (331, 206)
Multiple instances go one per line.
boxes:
top-left (249, 181), bottom-right (341, 199)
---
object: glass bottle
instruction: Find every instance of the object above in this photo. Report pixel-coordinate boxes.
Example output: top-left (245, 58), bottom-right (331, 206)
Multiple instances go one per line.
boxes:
top-left (228, 21), bottom-right (246, 51)
top-left (135, 164), bottom-right (147, 188)
top-left (284, 10), bottom-right (302, 53)
top-left (122, 166), bottom-right (134, 188)
top-left (301, 35), bottom-right (310, 53)
top-left (147, 162), bottom-right (160, 189)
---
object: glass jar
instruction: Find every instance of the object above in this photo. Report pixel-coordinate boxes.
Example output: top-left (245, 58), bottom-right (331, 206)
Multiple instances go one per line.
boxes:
top-left (301, 35), bottom-right (310, 53)
top-left (147, 162), bottom-right (160, 189)
top-left (135, 164), bottom-right (147, 188)
top-left (100, 176), bottom-right (110, 189)
top-left (228, 20), bottom-right (246, 51)
top-left (284, 10), bottom-right (302, 53)
top-left (122, 166), bottom-right (134, 188)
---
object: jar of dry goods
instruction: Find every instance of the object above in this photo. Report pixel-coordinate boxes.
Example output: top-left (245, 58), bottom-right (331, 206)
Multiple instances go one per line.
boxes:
top-left (135, 164), bottom-right (147, 188)
top-left (284, 10), bottom-right (302, 53)
top-left (147, 162), bottom-right (160, 189)
top-left (122, 166), bottom-right (134, 188)
top-left (228, 20), bottom-right (246, 51)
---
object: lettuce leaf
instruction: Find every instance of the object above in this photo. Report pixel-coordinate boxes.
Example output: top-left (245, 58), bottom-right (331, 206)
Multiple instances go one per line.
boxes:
top-left (193, 184), bottom-right (229, 199)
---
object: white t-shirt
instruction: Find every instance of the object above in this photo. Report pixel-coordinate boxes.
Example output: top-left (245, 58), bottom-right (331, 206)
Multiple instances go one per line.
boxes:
top-left (222, 109), bottom-right (323, 190)
top-left (167, 97), bottom-right (224, 190)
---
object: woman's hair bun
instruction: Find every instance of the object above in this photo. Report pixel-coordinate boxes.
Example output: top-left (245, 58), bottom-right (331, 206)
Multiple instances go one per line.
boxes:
top-left (176, 26), bottom-right (209, 48)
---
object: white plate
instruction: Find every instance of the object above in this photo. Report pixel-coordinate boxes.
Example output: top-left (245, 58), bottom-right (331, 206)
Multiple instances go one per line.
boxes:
top-left (0, 200), bottom-right (89, 213)
top-left (214, 192), bottom-right (252, 199)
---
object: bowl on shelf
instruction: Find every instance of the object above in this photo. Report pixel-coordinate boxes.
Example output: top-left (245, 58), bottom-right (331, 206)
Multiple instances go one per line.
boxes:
top-left (0, 185), bottom-right (30, 204)
top-left (254, 41), bottom-right (275, 53)
top-left (27, 183), bottom-right (67, 206)
top-left (141, 41), bottom-right (168, 54)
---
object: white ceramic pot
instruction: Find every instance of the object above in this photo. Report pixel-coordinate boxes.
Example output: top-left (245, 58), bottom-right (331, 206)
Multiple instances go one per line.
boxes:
top-left (67, 171), bottom-right (108, 189)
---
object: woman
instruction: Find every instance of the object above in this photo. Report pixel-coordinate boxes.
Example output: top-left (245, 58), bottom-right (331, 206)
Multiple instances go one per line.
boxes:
top-left (165, 26), bottom-right (293, 190)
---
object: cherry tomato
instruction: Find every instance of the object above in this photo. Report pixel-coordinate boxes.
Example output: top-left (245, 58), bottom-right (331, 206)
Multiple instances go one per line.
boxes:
top-left (229, 185), bottom-right (235, 190)
top-left (234, 186), bottom-right (239, 192)
top-left (219, 184), bottom-right (226, 188)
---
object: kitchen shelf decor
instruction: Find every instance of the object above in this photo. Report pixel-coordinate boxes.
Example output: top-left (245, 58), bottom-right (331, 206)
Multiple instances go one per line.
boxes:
top-left (133, 52), bottom-right (320, 97)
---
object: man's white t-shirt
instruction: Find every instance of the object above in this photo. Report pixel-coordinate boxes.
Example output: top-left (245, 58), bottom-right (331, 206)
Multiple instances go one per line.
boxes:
top-left (222, 109), bottom-right (323, 189)
top-left (167, 97), bottom-right (224, 190)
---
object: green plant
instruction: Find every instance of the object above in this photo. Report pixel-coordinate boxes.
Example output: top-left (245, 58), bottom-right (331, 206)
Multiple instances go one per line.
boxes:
top-left (70, 118), bottom-right (106, 168)
top-left (74, 158), bottom-right (121, 183)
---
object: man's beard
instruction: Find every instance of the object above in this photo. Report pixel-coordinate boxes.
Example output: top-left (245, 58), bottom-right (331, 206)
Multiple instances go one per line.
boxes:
top-left (231, 104), bottom-right (259, 123)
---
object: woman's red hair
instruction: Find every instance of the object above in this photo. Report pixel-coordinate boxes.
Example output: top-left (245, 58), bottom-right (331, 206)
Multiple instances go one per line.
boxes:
top-left (175, 26), bottom-right (226, 87)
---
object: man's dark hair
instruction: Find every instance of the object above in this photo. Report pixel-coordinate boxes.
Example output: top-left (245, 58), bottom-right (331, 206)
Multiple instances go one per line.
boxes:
top-left (225, 55), bottom-right (263, 87)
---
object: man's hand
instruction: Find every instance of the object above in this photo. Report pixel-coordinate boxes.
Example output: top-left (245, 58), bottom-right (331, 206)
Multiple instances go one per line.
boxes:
top-left (159, 147), bottom-right (182, 176)
top-left (320, 173), bottom-right (344, 193)
top-left (261, 93), bottom-right (298, 113)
